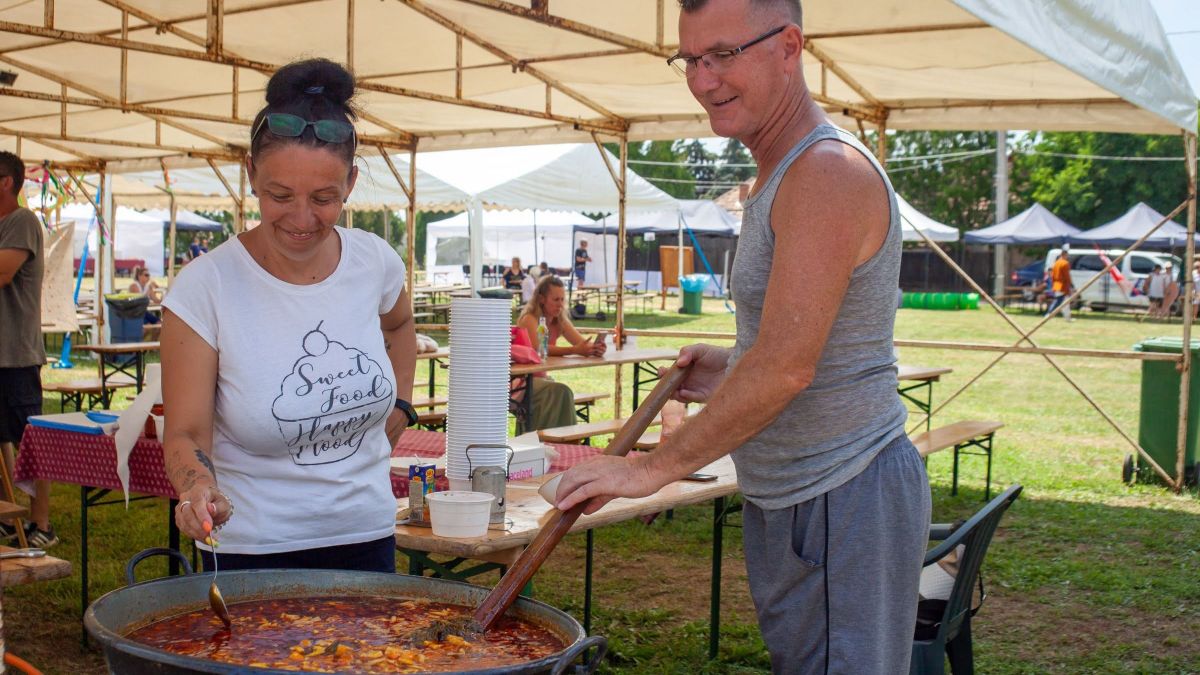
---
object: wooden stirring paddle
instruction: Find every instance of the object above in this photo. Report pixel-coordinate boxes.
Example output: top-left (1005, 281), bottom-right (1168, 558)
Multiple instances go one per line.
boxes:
top-left (475, 362), bottom-right (691, 630)
top-left (410, 362), bottom-right (691, 645)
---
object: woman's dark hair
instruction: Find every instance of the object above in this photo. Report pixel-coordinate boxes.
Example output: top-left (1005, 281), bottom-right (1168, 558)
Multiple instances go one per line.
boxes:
top-left (251, 58), bottom-right (358, 164)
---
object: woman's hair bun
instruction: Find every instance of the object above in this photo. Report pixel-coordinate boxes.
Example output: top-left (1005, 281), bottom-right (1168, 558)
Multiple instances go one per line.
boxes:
top-left (265, 58), bottom-right (355, 111)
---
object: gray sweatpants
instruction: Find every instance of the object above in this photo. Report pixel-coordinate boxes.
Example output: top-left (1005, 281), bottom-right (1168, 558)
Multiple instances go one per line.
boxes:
top-left (742, 435), bottom-right (931, 675)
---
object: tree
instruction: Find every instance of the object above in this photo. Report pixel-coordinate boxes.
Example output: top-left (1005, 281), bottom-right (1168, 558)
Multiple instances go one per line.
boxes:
top-left (709, 138), bottom-right (755, 198)
top-left (684, 139), bottom-right (718, 195)
top-left (607, 140), bottom-right (696, 199)
top-left (1010, 132), bottom-right (1188, 228)
top-left (878, 130), bottom-right (998, 233)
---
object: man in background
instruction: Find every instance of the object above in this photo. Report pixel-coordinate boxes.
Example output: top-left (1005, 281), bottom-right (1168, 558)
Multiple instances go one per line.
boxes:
top-left (1045, 249), bottom-right (1074, 321)
top-left (573, 240), bottom-right (591, 287)
top-left (0, 151), bottom-right (57, 548)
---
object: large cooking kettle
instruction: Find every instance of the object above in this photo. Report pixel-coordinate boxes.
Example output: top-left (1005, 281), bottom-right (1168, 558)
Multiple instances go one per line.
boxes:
top-left (85, 549), bottom-right (606, 675)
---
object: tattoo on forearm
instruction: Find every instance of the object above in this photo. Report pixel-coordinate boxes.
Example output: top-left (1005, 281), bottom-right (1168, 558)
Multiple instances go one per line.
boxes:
top-left (194, 448), bottom-right (216, 482)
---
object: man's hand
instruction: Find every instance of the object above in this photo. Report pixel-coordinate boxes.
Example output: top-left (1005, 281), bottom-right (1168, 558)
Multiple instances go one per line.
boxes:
top-left (659, 344), bottom-right (730, 404)
top-left (554, 454), bottom-right (668, 515)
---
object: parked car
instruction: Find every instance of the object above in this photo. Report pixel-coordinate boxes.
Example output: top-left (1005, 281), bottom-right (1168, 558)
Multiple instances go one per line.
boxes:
top-left (1044, 248), bottom-right (1182, 312)
top-left (1009, 260), bottom-right (1046, 287)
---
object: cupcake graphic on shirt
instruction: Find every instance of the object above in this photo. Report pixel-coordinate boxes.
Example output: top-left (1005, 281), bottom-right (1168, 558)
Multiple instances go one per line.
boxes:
top-left (272, 322), bottom-right (394, 465)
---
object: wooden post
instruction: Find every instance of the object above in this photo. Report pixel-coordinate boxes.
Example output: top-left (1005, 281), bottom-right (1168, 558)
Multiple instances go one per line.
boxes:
top-left (615, 135), bottom-right (628, 416)
top-left (407, 146), bottom-right (417, 300)
top-left (237, 159), bottom-right (247, 233)
top-left (346, 0), bottom-right (355, 73)
top-left (1177, 130), bottom-right (1197, 491)
top-left (163, 161), bottom-right (178, 282)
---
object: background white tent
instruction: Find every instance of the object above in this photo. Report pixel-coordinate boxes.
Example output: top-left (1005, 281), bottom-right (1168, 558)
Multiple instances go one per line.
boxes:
top-left (586, 199), bottom-right (739, 237)
top-left (58, 203), bottom-right (165, 277)
top-left (142, 207), bottom-right (223, 232)
top-left (424, 209), bottom-right (617, 286)
top-left (899, 195), bottom-right (960, 243)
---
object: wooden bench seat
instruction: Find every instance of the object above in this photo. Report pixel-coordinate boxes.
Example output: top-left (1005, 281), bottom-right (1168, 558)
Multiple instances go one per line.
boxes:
top-left (572, 391), bottom-right (611, 422)
top-left (633, 430), bottom-right (661, 450)
top-left (411, 394), bottom-right (448, 409)
top-left (43, 377), bottom-right (136, 412)
top-left (910, 420), bottom-right (1003, 499)
top-left (538, 414), bottom-right (663, 445)
top-left (417, 408), bottom-right (447, 431)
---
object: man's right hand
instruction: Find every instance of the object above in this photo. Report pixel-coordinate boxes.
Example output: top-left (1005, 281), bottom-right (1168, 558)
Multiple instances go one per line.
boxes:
top-left (661, 343), bottom-right (730, 404)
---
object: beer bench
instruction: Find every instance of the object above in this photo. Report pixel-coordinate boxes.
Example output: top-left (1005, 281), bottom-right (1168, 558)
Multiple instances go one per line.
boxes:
top-left (910, 420), bottom-right (1003, 499)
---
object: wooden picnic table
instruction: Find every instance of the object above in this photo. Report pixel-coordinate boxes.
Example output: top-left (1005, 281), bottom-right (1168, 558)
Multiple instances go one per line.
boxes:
top-left (395, 455), bottom-right (739, 656)
top-left (510, 348), bottom-right (679, 431)
top-left (0, 545), bottom-right (71, 587)
top-left (896, 364), bottom-right (953, 431)
top-left (78, 341), bottom-right (160, 406)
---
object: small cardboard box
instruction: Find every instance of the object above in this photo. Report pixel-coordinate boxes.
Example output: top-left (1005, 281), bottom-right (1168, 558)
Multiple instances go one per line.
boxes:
top-left (508, 444), bottom-right (548, 481)
top-left (407, 464), bottom-right (437, 494)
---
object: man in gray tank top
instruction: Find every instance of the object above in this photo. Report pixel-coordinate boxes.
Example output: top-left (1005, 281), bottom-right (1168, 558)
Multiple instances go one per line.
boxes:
top-left (556, 1), bottom-right (930, 672)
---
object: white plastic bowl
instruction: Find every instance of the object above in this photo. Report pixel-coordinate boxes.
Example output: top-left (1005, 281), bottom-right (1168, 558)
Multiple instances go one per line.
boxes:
top-left (426, 491), bottom-right (494, 538)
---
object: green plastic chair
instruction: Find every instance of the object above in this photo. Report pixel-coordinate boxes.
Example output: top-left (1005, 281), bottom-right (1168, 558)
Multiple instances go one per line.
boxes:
top-left (911, 484), bottom-right (1023, 675)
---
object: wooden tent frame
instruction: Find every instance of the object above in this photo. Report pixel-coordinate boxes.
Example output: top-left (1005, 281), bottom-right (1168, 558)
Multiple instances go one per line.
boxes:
top-left (2, 0), bottom-right (1195, 489)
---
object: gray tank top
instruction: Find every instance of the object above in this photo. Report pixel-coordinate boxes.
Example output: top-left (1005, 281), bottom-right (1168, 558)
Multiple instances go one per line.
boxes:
top-left (728, 123), bottom-right (906, 510)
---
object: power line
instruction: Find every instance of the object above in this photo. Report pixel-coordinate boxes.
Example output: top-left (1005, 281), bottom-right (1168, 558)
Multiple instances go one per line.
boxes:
top-left (1019, 150), bottom-right (1186, 162)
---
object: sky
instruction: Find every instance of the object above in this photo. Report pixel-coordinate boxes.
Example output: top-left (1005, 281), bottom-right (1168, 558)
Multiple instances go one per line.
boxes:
top-left (1150, 0), bottom-right (1200, 97)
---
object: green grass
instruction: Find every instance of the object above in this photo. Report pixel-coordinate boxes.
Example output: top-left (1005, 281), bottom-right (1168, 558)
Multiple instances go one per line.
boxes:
top-left (6, 297), bottom-right (1200, 673)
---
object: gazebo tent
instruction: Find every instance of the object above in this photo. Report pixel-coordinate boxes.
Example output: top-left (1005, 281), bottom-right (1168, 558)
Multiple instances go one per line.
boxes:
top-left (583, 199), bottom-right (739, 237)
top-left (0, 1), bottom-right (1195, 486)
top-left (423, 209), bottom-right (617, 285)
top-left (964, 204), bottom-right (1082, 245)
top-left (58, 203), bottom-right (166, 276)
top-left (898, 195), bottom-right (960, 243)
top-left (1068, 203), bottom-right (1195, 249)
top-left (142, 207), bottom-right (222, 233)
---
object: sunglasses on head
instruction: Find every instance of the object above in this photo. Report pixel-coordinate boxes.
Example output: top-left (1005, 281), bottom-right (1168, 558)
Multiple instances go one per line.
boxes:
top-left (251, 112), bottom-right (356, 146)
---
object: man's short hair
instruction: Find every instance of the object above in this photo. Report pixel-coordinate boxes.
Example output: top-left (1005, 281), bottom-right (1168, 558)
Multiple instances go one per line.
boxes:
top-left (678, 0), bottom-right (802, 27)
top-left (0, 151), bottom-right (24, 196)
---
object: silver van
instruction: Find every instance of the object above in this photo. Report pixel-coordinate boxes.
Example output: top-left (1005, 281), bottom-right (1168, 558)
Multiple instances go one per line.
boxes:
top-left (1044, 248), bottom-right (1182, 311)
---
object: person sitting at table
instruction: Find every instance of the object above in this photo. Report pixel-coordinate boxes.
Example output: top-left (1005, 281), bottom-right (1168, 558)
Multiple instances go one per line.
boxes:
top-left (503, 256), bottom-right (526, 291)
top-left (128, 266), bottom-right (163, 324)
top-left (520, 265), bottom-right (537, 305)
top-left (161, 58), bottom-right (417, 574)
top-left (514, 275), bottom-right (606, 431)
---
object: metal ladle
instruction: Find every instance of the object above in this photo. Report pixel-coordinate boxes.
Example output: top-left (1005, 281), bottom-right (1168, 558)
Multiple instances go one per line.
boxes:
top-left (203, 521), bottom-right (232, 630)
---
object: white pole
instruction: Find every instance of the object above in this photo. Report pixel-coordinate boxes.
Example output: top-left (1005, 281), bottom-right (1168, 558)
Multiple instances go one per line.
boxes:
top-left (469, 197), bottom-right (483, 292)
top-left (994, 130), bottom-right (1009, 298)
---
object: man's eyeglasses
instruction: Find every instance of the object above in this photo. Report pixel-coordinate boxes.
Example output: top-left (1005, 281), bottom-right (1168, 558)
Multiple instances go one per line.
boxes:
top-left (251, 113), bottom-right (356, 147)
top-left (667, 25), bottom-right (788, 78)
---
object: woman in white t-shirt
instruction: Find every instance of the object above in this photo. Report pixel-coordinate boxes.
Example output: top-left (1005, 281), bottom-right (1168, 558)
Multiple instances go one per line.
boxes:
top-left (161, 59), bottom-right (417, 573)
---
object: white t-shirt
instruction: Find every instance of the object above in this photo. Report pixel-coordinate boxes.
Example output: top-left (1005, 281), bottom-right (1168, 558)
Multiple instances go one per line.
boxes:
top-left (164, 226), bottom-right (405, 554)
top-left (520, 274), bottom-right (536, 303)
top-left (1148, 271), bottom-right (1167, 298)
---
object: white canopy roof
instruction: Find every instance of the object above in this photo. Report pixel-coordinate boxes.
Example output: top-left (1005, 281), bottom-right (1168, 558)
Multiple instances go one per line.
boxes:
top-left (898, 194), bottom-right (961, 243)
top-left (0, 0), bottom-right (1192, 168)
top-left (587, 199), bottom-right (740, 236)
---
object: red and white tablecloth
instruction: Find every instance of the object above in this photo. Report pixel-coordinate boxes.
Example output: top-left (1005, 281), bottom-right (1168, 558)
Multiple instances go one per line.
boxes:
top-left (15, 426), bottom-right (600, 500)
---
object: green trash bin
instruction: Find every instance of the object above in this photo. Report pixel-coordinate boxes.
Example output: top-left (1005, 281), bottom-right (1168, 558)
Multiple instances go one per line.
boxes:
top-left (679, 274), bottom-right (707, 315)
top-left (1131, 337), bottom-right (1200, 486)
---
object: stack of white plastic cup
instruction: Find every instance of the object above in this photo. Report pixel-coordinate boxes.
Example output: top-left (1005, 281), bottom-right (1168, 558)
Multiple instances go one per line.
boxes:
top-left (445, 297), bottom-right (512, 490)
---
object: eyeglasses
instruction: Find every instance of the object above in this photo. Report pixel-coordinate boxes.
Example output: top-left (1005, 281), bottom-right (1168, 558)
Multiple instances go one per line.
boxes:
top-left (667, 25), bottom-right (788, 78)
top-left (251, 113), bottom-right (357, 147)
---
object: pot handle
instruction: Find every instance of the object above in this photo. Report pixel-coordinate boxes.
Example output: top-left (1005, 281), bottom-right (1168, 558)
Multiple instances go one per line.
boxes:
top-left (550, 635), bottom-right (607, 675)
top-left (125, 547), bottom-right (194, 585)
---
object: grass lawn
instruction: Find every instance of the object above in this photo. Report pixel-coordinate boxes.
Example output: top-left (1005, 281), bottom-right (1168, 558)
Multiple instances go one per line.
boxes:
top-left (5, 296), bottom-right (1200, 673)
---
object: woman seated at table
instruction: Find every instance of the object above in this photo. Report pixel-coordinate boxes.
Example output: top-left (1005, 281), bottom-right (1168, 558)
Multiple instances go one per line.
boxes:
top-left (128, 266), bottom-right (163, 324)
top-left (503, 256), bottom-right (526, 291)
top-left (514, 276), bottom-right (606, 431)
top-left (161, 58), bottom-right (417, 574)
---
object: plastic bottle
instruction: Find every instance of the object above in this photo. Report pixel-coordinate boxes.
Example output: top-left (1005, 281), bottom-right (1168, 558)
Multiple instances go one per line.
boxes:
top-left (537, 317), bottom-right (548, 360)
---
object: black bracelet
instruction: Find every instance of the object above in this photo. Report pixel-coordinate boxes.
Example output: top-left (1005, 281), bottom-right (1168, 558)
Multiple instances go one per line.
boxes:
top-left (394, 398), bottom-right (419, 427)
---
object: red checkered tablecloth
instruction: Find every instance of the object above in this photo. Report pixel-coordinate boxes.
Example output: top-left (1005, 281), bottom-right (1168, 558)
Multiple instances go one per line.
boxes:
top-left (15, 425), bottom-right (176, 498)
top-left (14, 426), bottom-right (601, 500)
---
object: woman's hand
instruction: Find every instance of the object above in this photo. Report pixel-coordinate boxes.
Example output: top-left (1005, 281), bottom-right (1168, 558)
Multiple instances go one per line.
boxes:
top-left (588, 338), bottom-right (607, 356)
top-left (175, 485), bottom-right (233, 543)
top-left (659, 343), bottom-right (730, 404)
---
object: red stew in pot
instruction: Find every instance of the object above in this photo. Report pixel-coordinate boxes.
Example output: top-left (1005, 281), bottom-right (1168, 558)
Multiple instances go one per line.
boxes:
top-left (128, 597), bottom-right (565, 673)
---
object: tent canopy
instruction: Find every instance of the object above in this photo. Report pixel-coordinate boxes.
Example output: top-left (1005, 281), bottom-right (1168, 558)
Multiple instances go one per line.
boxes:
top-left (898, 194), bottom-right (960, 242)
top-left (142, 207), bottom-right (223, 233)
top-left (964, 203), bottom-right (1082, 245)
top-left (0, 0), bottom-right (1193, 169)
top-left (58, 202), bottom-right (166, 276)
top-left (583, 199), bottom-right (739, 237)
top-left (424, 209), bottom-right (617, 285)
top-left (1068, 202), bottom-right (1194, 249)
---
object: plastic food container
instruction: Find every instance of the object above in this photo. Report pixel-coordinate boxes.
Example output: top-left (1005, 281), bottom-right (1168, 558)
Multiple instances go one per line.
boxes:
top-left (425, 491), bottom-right (495, 538)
